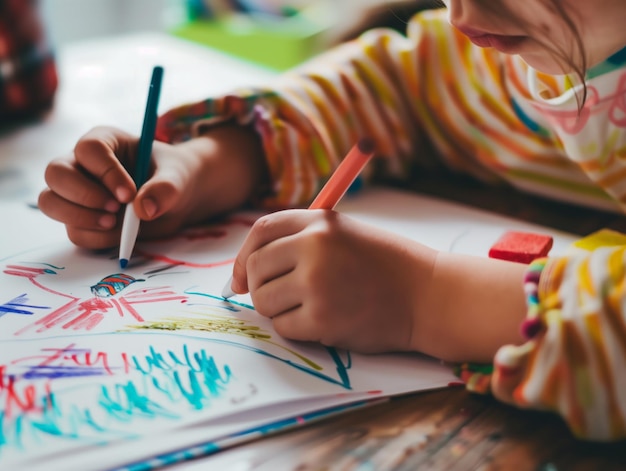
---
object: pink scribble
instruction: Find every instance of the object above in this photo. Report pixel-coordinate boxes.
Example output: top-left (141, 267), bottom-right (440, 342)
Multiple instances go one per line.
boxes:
top-left (609, 74), bottom-right (626, 127)
top-left (533, 86), bottom-right (600, 135)
top-left (533, 72), bottom-right (626, 135)
top-left (15, 286), bottom-right (187, 335)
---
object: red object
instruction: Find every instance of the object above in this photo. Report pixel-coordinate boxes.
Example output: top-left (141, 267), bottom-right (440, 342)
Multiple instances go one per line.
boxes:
top-left (488, 231), bottom-right (553, 264)
top-left (0, 0), bottom-right (58, 122)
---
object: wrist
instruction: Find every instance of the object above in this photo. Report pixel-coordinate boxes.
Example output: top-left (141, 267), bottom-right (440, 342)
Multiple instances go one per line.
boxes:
top-left (411, 251), bottom-right (528, 363)
top-left (176, 125), bottom-right (269, 221)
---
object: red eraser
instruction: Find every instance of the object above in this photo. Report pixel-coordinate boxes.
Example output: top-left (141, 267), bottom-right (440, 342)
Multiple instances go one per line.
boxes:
top-left (488, 231), bottom-right (553, 264)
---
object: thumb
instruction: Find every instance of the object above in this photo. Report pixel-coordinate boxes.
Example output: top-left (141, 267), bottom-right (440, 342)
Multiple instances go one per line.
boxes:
top-left (133, 149), bottom-right (191, 221)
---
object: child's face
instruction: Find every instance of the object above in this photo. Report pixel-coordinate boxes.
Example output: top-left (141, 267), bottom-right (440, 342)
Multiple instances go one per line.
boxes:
top-left (442, 0), bottom-right (626, 73)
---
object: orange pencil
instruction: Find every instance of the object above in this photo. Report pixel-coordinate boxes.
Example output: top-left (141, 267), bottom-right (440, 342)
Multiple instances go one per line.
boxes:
top-left (221, 138), bottom-right (376, 299)
top-left (308, 138), bottom-right (375, 210)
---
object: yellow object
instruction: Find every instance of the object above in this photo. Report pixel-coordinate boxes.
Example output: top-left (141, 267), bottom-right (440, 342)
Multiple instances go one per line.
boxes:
top-left (573, 229), bottom-right (626, 251)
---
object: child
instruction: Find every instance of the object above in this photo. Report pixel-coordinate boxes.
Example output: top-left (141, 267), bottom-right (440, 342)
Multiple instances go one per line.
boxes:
top-left (38, 1), bottom-right (626, 441)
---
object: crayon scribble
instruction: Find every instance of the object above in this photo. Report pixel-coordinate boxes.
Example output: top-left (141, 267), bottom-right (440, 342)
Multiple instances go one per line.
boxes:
top-left (90, 274), bottom-right (145, 298)
top-left (3, 263), bottom-right (62, 279)
top-left (129, 312), bottom-right (353, 389)
top-left (8, 274), bottom-right (187, 334)
top-left (0, 293), bottom-right (48, 318)
top-left (0, 216), bottom-right (358, 462)
top-left (185, 288), bottom-right (255, 311)
top-left (0, 342), bottom-right (238, 451)
top-left (135, 218), bottom-right (255, 269)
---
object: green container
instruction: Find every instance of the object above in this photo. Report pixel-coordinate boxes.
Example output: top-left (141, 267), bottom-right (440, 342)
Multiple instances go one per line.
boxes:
top-left (172, 12), bottom-right (331, 71)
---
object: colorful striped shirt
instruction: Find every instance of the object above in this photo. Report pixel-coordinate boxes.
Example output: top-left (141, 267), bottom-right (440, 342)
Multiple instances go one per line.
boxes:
top-left (156, 8), bottom-right (626, 440)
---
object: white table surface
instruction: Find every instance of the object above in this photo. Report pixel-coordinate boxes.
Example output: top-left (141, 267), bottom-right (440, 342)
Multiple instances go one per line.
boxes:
top-left (0, 32), bottom-right (276, 205)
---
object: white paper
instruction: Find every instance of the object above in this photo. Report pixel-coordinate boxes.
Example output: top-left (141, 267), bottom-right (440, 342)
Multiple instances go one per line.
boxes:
top-left (3, 192), bottom-right (504, 471)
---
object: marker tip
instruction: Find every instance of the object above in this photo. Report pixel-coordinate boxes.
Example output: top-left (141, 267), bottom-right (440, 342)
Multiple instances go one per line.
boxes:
top-left (120, 259), bottom-right (128, 269)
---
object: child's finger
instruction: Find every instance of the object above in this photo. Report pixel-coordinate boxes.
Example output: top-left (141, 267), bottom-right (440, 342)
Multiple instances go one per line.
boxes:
top-left (231, 210), bottom-right (314, 293)
top-left (73, 127), bottom-right (137, 203)
top-left (132, 151), bottom-right (190, 220)
top-left (65, 226), bottom-right (122, 250)
top-left (271, 305), bottom-right (319, 343)
top-left (44, 156), bottom-right (121, 212)
top-left (250, 272), bottom-right (303, 319)
top-left (246, 236), bottom-right (299, 293)
top-left (38, 188), bottom-right (119, 232)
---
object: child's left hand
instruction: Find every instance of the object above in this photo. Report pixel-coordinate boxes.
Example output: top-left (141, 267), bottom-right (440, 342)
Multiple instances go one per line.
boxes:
top-left (230, 209), bottom-right (438, 353)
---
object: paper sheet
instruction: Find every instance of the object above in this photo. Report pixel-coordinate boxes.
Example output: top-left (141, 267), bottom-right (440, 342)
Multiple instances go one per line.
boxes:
top-left (3, 190), bottom-right (514, 470)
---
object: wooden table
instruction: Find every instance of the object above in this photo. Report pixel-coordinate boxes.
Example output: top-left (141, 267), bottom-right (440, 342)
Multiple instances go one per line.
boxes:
top-left (175, 174), bottom-right (626, 470)
top-left (176, 389), bottom-right (626, 471)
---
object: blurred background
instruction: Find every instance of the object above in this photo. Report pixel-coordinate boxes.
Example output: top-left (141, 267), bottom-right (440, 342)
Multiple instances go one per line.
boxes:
top-left (41, 0), bottom-right (181, 47)
top-left (0, 0), bottom-right (432, 202)
top-left (40, 0), bottom-right (425, 70)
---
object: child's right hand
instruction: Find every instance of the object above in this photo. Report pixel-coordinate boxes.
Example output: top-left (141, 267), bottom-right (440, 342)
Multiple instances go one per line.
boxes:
top-left (38, 125), bottom-right (267, 249)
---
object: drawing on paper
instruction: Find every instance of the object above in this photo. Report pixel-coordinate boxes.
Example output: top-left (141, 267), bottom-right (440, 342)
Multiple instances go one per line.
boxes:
top-left (0, 215), bottom-right (357, 467)
top-left (90, 273), bottom-right (145, 297)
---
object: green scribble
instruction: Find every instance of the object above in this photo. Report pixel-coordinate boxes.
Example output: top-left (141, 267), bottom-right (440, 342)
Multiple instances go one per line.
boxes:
top-left (128, 314), bottom-right (322, 371)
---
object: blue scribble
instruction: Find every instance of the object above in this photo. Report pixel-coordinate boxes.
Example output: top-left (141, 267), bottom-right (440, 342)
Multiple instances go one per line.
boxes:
top-left (0, 344), bottom-right (235, 457)
top-left (184, 288), bottom-right (254, 310)
top-left (14, 346), bottom-right (115, 380)
top-left (99, 381), bottom-right (179, 421)
top-left (131, 345), bottom-right (232, 410)
top-left (0, 293), bottom-right (48, 317)
top-left (21, 366), bottom-right (110, 380)
top-left (181, 289), bottom-right (352, 389)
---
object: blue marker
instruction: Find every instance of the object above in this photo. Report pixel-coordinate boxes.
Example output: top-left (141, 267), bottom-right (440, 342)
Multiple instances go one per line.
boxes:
top-left (119, 66), bottom-right (164, 269)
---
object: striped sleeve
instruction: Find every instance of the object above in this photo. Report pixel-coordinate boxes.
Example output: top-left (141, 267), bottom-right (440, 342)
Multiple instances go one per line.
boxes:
top-left (156, 8), bottom-right (568, 208)
top-left (491, 249), bottom-right (626, 441)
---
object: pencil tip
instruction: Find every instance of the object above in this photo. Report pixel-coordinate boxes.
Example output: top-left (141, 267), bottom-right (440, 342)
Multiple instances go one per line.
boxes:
top-left (120, 259), bottom-right (128, 269)
top-left (221, 275), bottom-right (236, 299)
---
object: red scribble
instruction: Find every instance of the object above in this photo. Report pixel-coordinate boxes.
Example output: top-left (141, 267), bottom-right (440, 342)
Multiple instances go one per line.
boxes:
top-left (121, 352), bottom-right (131, 374)
top-left (70, 350), bottom-right (114, 375)
top-left (4, 219), bottom-right (253, 335)
top-left (5, 265), bottom-right (74, 300)
top-left (135, 253), bottom-right (235, 269)
top-left (135, 218), bottom-right (254, 267)
top-left (16, 298), bottom-right (121, 334)
top-left (123, 286), bottom-right (188, 304)
top-left (11, 344), bottom-right (117, 377)
top-left (143, 218), bottom-right (254, 244)
top-left (1, 345), bottom-right (125, 417)
top-left (0, 365), bottom-right (43, 418)
top-left (4, 265), bottom-right (50, 276)
top-left (12, 281), bottom-right (193, 335)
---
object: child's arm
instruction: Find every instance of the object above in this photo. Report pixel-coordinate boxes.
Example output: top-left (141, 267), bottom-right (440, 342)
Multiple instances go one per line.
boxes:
top-left (229, 207), bottom-right (528, 358)
top-left (39, 125), bottom-right (267, 249)
top-left (230, 204), bottom-right (626, 442)
top-left (156, 8), bottom-right (480, 210)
